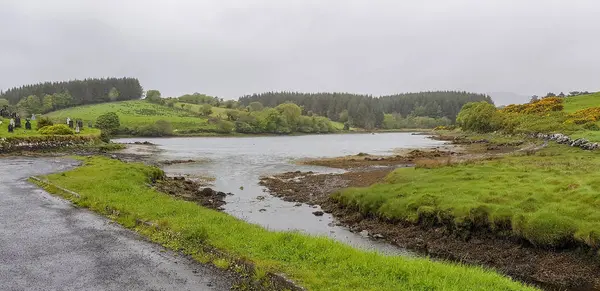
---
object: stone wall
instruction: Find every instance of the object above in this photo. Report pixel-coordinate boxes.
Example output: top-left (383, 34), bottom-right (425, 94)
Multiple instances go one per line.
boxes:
top-left (0, 135), bottom-right (98, 153)
top-left (533, 133), bottom-right (599, 150)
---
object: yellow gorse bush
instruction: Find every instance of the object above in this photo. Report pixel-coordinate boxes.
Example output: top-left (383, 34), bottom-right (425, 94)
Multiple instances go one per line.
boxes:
top-left (501, 97), bottom-right (564, 114)
top-left (565, 107), bottom-right (600, 125)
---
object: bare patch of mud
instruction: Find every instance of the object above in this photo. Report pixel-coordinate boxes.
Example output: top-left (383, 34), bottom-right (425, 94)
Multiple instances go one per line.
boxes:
top-left (154, 177), bottom-right (229, 210)
top-left (296, 148), bottom-right (456, 170)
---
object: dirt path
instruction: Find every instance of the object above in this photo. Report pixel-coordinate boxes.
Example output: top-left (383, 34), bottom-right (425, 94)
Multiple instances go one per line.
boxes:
top-left (259, 145), bottom-right (600, 291)
top-left (0, 157), bottom-right (239, 291)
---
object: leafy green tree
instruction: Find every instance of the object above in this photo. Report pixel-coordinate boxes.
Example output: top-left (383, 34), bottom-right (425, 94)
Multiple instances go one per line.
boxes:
top-left (224, 100), bottom-right (237, 109)
top-left (154, 120), bottom-right (173, 136)
top-left (108, 87), bottom-right (120, 101)
top-left (0, 98), bottom-right (8, 107)
top-left (18, 95), bottom-right (42, 114)
top-left (238, 91), bottom-right (493, 129)
top-left (96, 112), bottom-right (121, 133)
top-left (165, 98), bottom-right (177, 108)
top-left (276, 103), bottom-right (302, 130)
top-left (201, 104), bottom-right (213, 116)
top-left (338, 109), bottom-right (349, 123)
top-left (248, 101), bottom-right (264, 112)
top-left (226, 109), bottom-right (240, 121)
top-left (456, 102), bottom-right (502, 133)
top-left (42, 95), bottom-right (54, 112)
top-left (529, 95), bottom-right (539, 103)
top-left (53, 92), bottom-right (73, 109)
top-left (217, 120), bottom-right (234, 133)
top-left (145, 90), bottom-right (163, 104)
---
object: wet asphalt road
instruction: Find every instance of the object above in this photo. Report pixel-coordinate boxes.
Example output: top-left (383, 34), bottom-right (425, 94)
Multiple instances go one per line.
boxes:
top-left (0, 157), bottom-right (234, 291)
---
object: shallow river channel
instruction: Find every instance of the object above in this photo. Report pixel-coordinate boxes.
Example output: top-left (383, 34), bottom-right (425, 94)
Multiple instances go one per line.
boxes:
top-left (116, 133), bottom-right (446, 255)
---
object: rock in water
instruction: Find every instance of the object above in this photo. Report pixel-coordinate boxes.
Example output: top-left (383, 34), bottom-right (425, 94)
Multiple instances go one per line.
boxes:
top-left (312, 211), bottom-right (324, 216)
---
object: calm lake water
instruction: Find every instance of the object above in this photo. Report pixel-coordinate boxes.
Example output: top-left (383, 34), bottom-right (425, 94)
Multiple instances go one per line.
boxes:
top-left (117, 133), bottom-right (446, 255)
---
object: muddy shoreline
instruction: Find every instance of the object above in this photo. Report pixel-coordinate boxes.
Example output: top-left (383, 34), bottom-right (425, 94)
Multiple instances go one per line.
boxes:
top-left (260, 141), bottom-right (600, 290)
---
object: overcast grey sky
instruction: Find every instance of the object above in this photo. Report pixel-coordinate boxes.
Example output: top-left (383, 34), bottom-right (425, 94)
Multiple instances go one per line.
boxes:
top-left (1, 0), bottom-right (598, 104)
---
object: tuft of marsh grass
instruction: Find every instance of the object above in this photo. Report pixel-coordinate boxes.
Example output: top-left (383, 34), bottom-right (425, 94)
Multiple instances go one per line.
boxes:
top-left (336, 143), bottom-right (600, 250)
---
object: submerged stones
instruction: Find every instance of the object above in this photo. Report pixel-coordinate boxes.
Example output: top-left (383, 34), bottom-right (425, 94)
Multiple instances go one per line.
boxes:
top-left (312, 211), bottom-right (325, 216)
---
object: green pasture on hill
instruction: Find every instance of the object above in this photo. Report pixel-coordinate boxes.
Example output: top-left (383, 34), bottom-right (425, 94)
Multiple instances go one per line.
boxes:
top-left (564, 92), bottom-right (600, 113)
top-left (43, 100), bottom-right (216, 133)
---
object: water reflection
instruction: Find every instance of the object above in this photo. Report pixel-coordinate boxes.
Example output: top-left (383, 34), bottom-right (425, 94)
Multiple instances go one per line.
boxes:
top-left (117, 133), bottom-right (445, 255)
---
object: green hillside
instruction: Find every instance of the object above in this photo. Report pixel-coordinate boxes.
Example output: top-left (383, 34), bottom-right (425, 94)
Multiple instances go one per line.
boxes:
top-left (564, 92), bottom-right (600, 113)
top-left (44, 100), bottom-right (217, 135)
top-left (43, 100), bottom-right (341, 136)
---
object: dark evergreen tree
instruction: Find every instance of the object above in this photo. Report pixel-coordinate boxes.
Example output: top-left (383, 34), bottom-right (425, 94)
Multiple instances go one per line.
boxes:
top-left (238, 91), bottom-right (492, 128)
top-left (0, 77), bottom-right (143, 111)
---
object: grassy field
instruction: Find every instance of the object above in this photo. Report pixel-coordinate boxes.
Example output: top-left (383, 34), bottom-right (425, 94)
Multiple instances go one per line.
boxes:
top-left (564, 92), bottom-right (600, 113)
top-left (335, 143), bottom-right (600, 249)
top-left (37, 156), bottom-right (534, 291)
top-left (0, 118), bottom-right (100, 138)
top-left (44, 100), bottom-right (218, 134)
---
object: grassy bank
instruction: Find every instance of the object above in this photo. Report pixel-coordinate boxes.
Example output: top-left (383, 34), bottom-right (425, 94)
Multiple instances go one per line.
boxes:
top-left (335, 143), bottom-right (600, 250)
top-left (37, 157), bottom-right (533, 291)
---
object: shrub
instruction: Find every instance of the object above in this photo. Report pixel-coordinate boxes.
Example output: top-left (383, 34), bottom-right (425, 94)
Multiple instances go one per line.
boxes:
top-left (565, 107), bottom-right (600, 126)
top-left (501, 97), bottom-right (564, 114)
top-left (154, 120), bottom-right (173, 135)
top-left (36, 117), bottom-right (54, 130)
top-left (136, 120), bottom-right (174, 137)
top-left (216, 120), bottom-right (234, 133)
top-left (235, 121), bottom-right (256, 133)
top-left (96, 112), bottom-right (120, 133)
top-left (521, 211), bottom-right (577, 248)
top-left (583, 122), bottom-right (600, 131)
top-left (100, 131), bottom-right (111, 143)
top-left (456, 102), bottom-right (502, 133)
top-left (38, 124), bottom-right (74, 135)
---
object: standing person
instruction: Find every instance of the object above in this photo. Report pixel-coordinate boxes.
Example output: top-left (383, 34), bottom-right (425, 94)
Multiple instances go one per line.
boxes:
top-left (9, 118), bottom-right (15, 128)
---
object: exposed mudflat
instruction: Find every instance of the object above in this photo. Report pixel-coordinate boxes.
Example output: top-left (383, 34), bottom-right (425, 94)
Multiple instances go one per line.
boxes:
top-left (155, 176), bottom-right (228, 210)
top-left (260, 145), bottom-right (600, 291)
top-left (296, 148), bottom-right (455, 169)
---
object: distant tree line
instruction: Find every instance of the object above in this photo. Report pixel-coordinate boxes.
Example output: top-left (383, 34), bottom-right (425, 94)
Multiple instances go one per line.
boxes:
top-left (238, 91), bottom-right (492, 129)
top-left (0, 77), bottom-right (143, 114)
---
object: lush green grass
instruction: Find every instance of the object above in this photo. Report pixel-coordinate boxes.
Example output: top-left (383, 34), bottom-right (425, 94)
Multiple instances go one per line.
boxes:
top-left (39, 157), bottom-right (534, 291)
top-left (44, 100), bottom-right (216, 133)
top-left (336, 144), bottom-right (600, 249)
top-left (564, 92), bottom-right (600, 113)
top-left (0, 118), bottom-right (100, 138)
